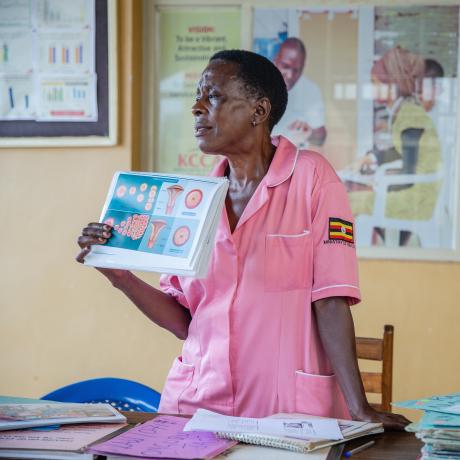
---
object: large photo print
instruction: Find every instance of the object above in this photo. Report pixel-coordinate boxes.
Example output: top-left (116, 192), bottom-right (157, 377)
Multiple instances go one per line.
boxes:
top-left (253, 6), bottom-right (459, 256)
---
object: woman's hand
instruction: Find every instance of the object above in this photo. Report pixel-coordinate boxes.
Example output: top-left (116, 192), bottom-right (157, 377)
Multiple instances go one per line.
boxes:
top-left (76, 222), bottom-right (112, 263)
top-left (76, 222), bottom-right (132, 285)
top-left (358, 152), bottom-right (378, 175)
top-left (348, 152), bottom-right (375, 174)
top-left (352, 404), bottom-right (411, 431)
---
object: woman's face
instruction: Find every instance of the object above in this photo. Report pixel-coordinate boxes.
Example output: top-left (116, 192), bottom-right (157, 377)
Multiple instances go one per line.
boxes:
top-left (192, 60), bottom-right (256, 155)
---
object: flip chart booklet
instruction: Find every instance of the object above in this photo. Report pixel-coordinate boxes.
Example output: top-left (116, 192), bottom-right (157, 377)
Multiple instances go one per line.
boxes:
top-left (0, 423), bottom-right (127, 460)
top-left (184, 409), bottom-right (383, 454)
top-left (395, 393), bottom-right (460, 459)
top-left (84, 171), bottom-right (229, 277)
top-left (393, 393), bottom-right (460, 416)
top-left (0, 403), bottom-right (126, 431)
top-left (89, 415), bottom-right (236, 459)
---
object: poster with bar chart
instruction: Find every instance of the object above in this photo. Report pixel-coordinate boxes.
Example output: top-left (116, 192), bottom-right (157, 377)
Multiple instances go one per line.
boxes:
top-left (0, 75), bottom-right (35, 119)
top-left (0, 0), bottom-right (98, 123)
top-left (37, 75), bottom-right (97, 121)
top-left (38, 30), bottom-right (93, 74)
top-left (36, 0), bottom-right (93, 29)
top-left (0, 29), bottom-right (33, 74)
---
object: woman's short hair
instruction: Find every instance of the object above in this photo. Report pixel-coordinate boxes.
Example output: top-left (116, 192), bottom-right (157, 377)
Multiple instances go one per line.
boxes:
top-left (210, 49), bottom-right (288, 131)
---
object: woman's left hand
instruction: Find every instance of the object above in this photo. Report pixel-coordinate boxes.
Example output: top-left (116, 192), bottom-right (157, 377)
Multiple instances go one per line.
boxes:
top-left (353, 405), bottom-right (411, 431)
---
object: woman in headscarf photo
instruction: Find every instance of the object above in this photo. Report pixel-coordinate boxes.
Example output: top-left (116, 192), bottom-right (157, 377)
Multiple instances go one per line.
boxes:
top-left (348, 45), bottom-right (442, 246)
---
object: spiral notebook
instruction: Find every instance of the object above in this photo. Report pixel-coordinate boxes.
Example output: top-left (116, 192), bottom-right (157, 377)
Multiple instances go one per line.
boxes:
top-left (215, 414), bottom-right (383, 454)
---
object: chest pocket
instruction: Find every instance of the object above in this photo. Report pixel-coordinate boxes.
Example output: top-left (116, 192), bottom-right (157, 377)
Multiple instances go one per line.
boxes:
top-left (264, 231), bottom-right (313, 291)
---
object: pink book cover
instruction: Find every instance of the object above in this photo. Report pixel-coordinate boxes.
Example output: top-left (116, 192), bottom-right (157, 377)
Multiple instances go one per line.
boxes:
top-left (89, 415), bottom-right (237, 459)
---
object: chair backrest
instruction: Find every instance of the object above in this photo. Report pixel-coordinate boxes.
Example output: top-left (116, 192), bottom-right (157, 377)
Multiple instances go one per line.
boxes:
top-left (355, 325), bottom-right (394, 412)
top-left (41, 377), bottom-right (161, 412)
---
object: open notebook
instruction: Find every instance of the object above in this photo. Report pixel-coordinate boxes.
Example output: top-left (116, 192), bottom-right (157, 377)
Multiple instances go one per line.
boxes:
top-left (186, 410), bottom-right (383, 454)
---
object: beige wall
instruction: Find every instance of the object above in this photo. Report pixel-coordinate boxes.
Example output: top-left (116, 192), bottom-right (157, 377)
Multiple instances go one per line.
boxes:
top-left (0, 0), bottom-right (181, 396)
top-left (1, 0), bottom-right (459, 422)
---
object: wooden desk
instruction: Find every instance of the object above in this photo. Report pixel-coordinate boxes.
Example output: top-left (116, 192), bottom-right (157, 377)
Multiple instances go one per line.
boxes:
top-left (122, 412), bottom-right (422, 460)
top-left (339, 431), bottom-right (422, 459)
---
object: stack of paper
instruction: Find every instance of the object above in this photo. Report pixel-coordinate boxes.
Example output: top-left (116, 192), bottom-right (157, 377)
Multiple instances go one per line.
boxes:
top-left (84, 171), bottom-right (229, 278)
top-left (0, 403), bottom-right (126, 431)
top-left (0, 423), bottom-right (126, 460)
top-left (184, 409), bottom-right (383, 453)
top-left (394, 393), bottom-right (460, 459)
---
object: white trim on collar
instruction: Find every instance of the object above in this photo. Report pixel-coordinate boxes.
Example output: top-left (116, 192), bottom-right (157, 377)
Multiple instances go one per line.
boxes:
top-left (267, 148), bottom-right (300, 188)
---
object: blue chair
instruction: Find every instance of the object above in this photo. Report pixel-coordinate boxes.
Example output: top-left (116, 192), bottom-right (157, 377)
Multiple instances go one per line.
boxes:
top-left (41, 377), bottom-right (160, 412)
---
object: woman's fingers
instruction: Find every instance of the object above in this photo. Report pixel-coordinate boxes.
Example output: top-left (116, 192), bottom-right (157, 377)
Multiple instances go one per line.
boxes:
top-left (79, 224), bottom-right (111, 245)
top-left (77, 234), bottom-right (106, 248)
top-left (377, 412), bottom-right (411, 431)
top-left (83, 223), bottom-right (112, 237)
top-left (76, 223), bottom-right (113, 262)
top-left (76, 246), bottom-right (91, 264)
top-left (354, 407), bottom-right (410, 431)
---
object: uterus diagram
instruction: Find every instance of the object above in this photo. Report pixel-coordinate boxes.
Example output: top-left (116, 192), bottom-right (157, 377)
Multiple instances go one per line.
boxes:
top-left (148, 220), bottom-right (167, 248)
top-left (165, 184), bottom-right (184, 215)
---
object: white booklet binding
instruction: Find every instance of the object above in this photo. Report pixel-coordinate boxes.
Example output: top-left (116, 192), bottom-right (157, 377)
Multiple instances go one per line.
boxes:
top-left (84, 171), bottom-right (229, 278)
top-left (184, 409), bottom-right (383, 454)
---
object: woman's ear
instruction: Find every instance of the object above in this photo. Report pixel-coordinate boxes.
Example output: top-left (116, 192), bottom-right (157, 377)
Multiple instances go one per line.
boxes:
top-left (253, 97), bottom-right (272, 126)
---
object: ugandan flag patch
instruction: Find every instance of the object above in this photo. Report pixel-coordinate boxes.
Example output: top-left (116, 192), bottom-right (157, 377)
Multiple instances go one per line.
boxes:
top-left (328, 218), bottom-right (354, 243)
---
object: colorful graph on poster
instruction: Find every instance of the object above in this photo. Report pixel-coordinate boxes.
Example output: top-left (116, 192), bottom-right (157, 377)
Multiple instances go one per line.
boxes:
top-left (0, 0), bottom-right (96, 122)
top-left (36, 0), bottom-right (92, 28)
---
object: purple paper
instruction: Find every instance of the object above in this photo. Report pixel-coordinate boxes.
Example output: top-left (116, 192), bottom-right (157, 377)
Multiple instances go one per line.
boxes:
top-left (89, 415), bottom-right (236, 459)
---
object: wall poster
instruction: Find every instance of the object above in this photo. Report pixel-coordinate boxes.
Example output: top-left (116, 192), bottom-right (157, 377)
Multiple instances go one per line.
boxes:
top-left (155, 7), bottom-right (241, 175)
top-left (0, 0), bottom-right (117, 147)
top-left (253, 6), bottom-right (460, 259)
top-left (0, 0), bottom-right (97, 122)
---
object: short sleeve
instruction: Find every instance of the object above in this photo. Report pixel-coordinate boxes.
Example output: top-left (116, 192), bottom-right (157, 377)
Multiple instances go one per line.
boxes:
top-left (159, 274), bottom-right (190, 310)
top-left (310, 180), bottom-right (361, 306)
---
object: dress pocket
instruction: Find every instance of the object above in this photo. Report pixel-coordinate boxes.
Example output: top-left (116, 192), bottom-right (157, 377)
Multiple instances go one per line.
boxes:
top-left (265, 231), bottom-right (312, 291)
top-left (295, 370), bottom-right (349, 418)
top-left (159, 356), bottom-right (195, 414)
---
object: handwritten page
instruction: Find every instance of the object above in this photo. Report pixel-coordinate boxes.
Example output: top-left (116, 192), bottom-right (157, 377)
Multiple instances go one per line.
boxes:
top-left (89, 415), bottom-right (236, 459)
top-left (184, 409), bottom-right (343, 441)
top-left (0, 423), bottom-right (126, 451)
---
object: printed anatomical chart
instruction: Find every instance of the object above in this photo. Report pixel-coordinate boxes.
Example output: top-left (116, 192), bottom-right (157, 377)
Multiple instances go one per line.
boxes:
top-left (86, 171), bottom-right (229, 276)
top-left (101, 173), bottom-right (215, 259)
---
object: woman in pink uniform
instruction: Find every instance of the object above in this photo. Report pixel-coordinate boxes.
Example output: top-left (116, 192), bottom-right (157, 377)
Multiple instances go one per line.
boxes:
top-left (77, 50), bottom-right (409, 429)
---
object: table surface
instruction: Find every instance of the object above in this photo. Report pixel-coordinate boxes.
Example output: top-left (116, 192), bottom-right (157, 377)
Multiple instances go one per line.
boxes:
top-left (122, 412), bottom-right (422, 460)
top-left (336, 431), bottom-right (421, 459)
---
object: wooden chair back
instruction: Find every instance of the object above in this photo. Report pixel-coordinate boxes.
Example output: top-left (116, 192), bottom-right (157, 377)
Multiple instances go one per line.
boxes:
top-left (355, 324), bottom-right (394, 412)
